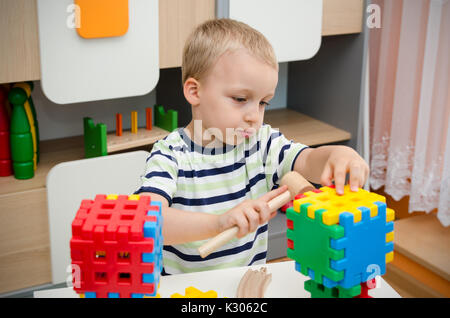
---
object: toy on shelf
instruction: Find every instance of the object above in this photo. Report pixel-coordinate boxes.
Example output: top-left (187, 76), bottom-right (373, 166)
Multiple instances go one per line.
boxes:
top-left (286, 185), bottom-right (394, 298)
top-left (8, 82), bottom-right (40, 179)
top-left (171, 286), bottom-right (218, 298)
top-left (83, 117), bottom-right (107, 158)
top-left (83, 105), bottom-right (178, 158)
top-left (154, 104), bottom-right (177, 132)
top-left (0, 86), bottom-right (12, 176)
top-left (70, 194), bottom-right (163, 298)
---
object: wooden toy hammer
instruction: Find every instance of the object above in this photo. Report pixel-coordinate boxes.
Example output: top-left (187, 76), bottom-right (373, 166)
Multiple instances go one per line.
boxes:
top-left (198, 171), bottom-right (315, 258)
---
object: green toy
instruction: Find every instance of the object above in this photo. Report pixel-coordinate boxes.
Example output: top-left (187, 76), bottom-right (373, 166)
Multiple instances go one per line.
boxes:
top-left (9, 87), bottom-right (34, 179)
top-left (154, 105), bottom-right (178, 132)
top-left (83, 117), bottom-right (107, 158)
top-left (304, 279), bottom-right (361, 298)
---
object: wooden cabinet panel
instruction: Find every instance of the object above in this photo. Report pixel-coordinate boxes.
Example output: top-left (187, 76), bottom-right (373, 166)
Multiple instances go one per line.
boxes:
top-left (0, 0), bottom-right (41, 83)
top-left (0, 0), bottom-right (364, 83)
top-left (322, 0), bottom-right (364, 36)
top-left (159, 0), bottom-right (216, 69)
top-left (0, 188), bottom-right (51, 293)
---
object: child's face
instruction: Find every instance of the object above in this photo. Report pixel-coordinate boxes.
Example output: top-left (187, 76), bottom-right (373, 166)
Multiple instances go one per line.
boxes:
top-left (191, 48), bottom-right (278, 146)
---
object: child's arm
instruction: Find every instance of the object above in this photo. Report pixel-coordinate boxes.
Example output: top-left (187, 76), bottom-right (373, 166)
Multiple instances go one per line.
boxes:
top-left (139, 192), bottom-right (220, 245)
top-left (139, 185), bottom-right (288, 245)
top-left (293, 145), bottom-right (369, 195)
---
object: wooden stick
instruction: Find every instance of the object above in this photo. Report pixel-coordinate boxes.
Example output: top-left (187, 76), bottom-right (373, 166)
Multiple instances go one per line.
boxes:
top-left (198, 191), bottom-right (291, 258)
top-left (198, 171), bottom-right (314, 258)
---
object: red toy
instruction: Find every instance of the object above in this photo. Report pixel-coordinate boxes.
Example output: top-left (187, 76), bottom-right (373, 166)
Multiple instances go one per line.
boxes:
top-left (0, 87), bottom-right (12, 176)
top-left (70, 194), bottom-right (163, 298)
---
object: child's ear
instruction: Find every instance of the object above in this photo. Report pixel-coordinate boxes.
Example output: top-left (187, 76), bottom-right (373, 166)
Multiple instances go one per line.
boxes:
top-left (183, 77), bottom-right (201, 106)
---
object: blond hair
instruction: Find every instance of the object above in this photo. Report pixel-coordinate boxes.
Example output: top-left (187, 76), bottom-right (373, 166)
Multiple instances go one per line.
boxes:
top-left (182, 18), bottom-right (278, 84)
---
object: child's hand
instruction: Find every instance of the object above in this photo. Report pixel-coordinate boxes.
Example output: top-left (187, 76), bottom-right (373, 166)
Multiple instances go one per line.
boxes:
top-left (218, 185), bottom-right (288, 238)
top-left (320, 146), bottom-right (369, 195)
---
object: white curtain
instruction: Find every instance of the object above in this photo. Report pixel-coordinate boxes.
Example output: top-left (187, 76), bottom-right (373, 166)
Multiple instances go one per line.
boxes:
top-left (369, 0), bottom-right (449, 226)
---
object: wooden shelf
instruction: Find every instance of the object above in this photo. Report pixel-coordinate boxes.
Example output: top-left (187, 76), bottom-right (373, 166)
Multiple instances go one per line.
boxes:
top-left (0, 108), bottom-right (351, 196)
top-left (107, 127), bottom-right (170, 154)
top-left (264, 108), bottom-right (351, 146)
top-left (394, 214), bottom-right (450, 281)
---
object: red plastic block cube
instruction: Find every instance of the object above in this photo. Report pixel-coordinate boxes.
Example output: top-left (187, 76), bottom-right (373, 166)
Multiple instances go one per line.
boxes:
top-left (70, 194), bottom-right (162, 298)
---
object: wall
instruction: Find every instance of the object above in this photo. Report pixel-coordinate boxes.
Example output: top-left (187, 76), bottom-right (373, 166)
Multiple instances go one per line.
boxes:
top-left (29, 63), bottom-right (288, 141)
top-left (30, 81), bottom-right (157, 141)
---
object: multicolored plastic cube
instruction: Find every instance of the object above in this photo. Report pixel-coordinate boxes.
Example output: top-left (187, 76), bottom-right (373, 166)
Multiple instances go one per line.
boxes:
top-left (286, 185), bottom-right (394, 298)
top-left (70, 194), bottom-right (163, 298)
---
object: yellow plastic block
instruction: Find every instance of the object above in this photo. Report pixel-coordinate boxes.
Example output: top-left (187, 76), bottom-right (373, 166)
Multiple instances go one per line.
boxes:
top-left (386, 208), bottom-right (395, 222)
top-left (106, 194), bottom-right (118, 200)
top-left (386, 231), bottom-right (394, 243)
top-left (128, 194), bottom-right (140, 201)
top-left (75, 0), bottom-right (129, 39)
top-left (170, 286), bottom-right (218, 298)
top-left (131, 111), bottom-right (138, 133)
top-left (386, 251), bottom-right (394, 263)
top-left (292, 185), bottom-right (389, 225)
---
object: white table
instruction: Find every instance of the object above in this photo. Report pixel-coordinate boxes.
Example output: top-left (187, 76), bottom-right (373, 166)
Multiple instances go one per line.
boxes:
top-left (34, 261), bottom-right (401, 298)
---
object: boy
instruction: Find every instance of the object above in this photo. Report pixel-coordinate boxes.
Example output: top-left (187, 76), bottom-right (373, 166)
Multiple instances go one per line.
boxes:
top-left (135, 19), bottom-right (369, 275)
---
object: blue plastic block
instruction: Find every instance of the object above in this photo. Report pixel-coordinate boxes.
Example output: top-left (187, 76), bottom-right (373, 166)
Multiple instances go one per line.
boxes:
top-left (142, 273), bottom-right (157, 284)
top-left (131, 293), bottom-right (144, 298)
top-left (84, 292), bottom-right (96, 298)
top-left (108, 293), bottom-right (120, 298)
top-left (142, 252), bottom-right (155, 263)
top-left (329, 202), bottom-right (394, 288)
top-left (148, 201), bottom-right (162, 214)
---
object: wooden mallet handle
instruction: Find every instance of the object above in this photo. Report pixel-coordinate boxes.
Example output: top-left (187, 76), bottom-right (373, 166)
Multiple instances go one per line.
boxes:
top-left (198, 171), bottom-right (314, 258)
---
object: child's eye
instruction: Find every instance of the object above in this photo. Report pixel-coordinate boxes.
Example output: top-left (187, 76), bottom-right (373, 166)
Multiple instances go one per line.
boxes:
top-left (232, 97), bottom-right (247, 103)
top-left (260, 101), bottom-right (270, 107)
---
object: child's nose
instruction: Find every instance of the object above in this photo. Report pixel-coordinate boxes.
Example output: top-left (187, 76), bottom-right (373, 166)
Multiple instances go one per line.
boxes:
top-left (244, 103), bottom-right (261, 123)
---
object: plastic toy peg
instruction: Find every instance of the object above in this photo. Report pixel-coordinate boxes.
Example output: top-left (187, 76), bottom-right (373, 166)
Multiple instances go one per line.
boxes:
top-left (354, 278), bottom-right (376, 298)
top-left (131, 111), bottom-right (138, 133)
top-left (8, 86), bottom-right (34, 179)
top-left (75, 0), bottom-right (129, 39)
top-left (171, 286), bottom-right (218, 298)
top-left (0, 87), bottom-right (12, 176)
top-left (154, 105), bottom-right (178, 132)
top-left (13, 83), bottom-right (38, 170)
top-left (146, 107), bottom-right (152, 130)
top-left (83, 117), bottom-right (107, 158)
top-left (116, 113), bottom-right (123, 136)
top-left (24, 82), bottom-right (40, 164)
top-left (70, 194), bottom-right (163, 298)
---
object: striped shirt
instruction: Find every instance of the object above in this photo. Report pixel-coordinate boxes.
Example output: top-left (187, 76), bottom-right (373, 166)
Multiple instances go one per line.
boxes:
top-left (135, 124), bottom-right (308, 275)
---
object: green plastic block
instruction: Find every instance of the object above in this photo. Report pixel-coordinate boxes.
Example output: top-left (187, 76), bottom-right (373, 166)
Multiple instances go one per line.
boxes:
top-left (83, 117), bottom-right (107, 158)
top-left (286, 204), bottom-right (345, 285)
top-left (154, 105), bottom-right (178, 132)
top-left (304, 280), bottom-right (361, 298)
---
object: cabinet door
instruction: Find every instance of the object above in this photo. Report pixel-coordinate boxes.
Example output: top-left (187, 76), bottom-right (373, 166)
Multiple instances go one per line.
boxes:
top-left (159, 0), bottom-right (216, 69)
top-left (0, 188), bottom-right (51, 294)
top-left (0, 0), bottom-right (41, 83)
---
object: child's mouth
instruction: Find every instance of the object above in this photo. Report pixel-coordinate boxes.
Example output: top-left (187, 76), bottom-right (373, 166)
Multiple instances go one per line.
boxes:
top-left (236, 129), bottom-right (255, 138)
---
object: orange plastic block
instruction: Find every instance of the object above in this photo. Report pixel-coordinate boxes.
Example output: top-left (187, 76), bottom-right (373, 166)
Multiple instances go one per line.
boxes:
top-left (75, 0), bottom-right (129, 39)
top-left (146, 108), bottom-right (152, 130)
top-left (116, 113), bottom-right (122, 136)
